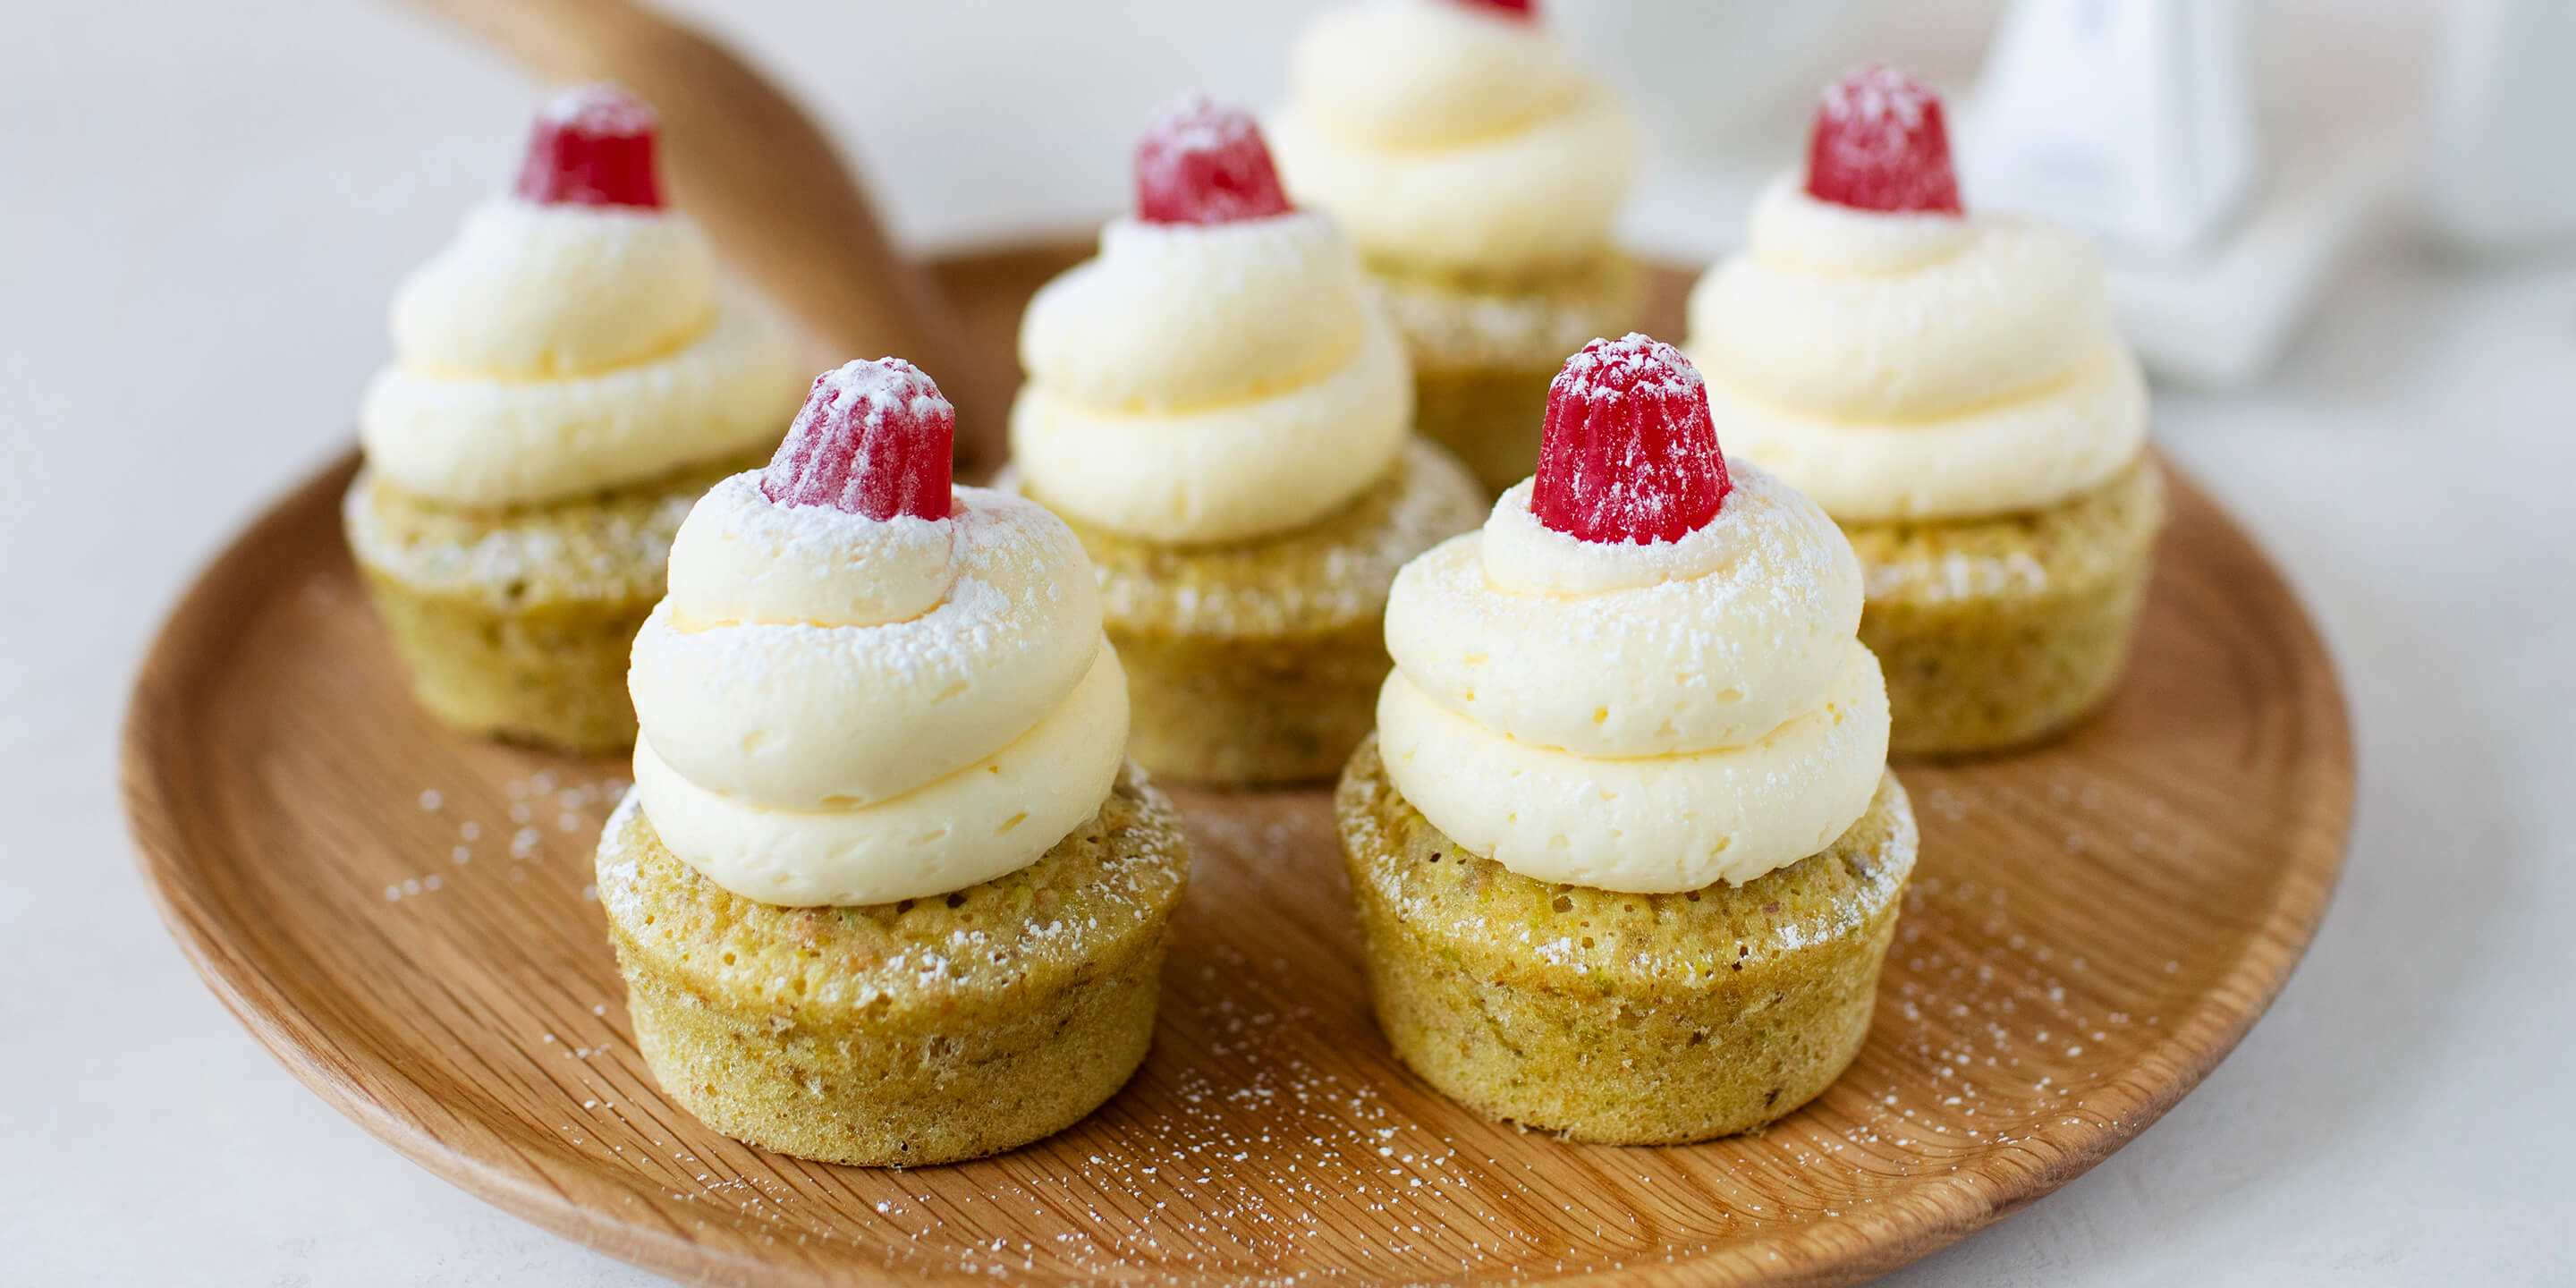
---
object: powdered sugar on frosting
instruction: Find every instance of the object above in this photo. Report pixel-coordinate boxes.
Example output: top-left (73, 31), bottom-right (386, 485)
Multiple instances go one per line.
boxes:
top-left (1685, 175), bottom-right (2148, 521)
top-left (1377, 459), bottom-right (1888, 892)
top-left (362, 190), bottom-right (804, 506)
top-left (1392, 463), bottom-right (1860, 757)
top-left (1268, 0), bottom-right (1635, 274)
top-left (1011, 210), bottom-right (1411, 545)
top-left (629, 479), bottom-right (1125, 906)
top-left (666, 470), bottom-right (957, 633)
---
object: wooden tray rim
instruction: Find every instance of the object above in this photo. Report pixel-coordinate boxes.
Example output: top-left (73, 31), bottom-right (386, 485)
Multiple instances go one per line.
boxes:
top-left (123, 445), bottom-right (2353, 1287)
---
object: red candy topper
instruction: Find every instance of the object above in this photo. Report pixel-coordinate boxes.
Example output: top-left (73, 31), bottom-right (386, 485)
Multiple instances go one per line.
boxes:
top-left (761, 360), bottom-right (955, 521)
top-left (514, 83), bottom-right (665, 209)
top-left (1135, 97), bottom-right (1293, 225)
top-left (1457, 0), bottom-right (1535, 16)
top-left (1531, 335), bottom-right (1731, 546)
top-left (1805, 64), bottom-right (1962, 216)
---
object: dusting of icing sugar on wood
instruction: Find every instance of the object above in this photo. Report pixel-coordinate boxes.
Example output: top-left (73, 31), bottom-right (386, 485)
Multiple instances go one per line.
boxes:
top-left (124, 250), bottom-right (2352, 1287)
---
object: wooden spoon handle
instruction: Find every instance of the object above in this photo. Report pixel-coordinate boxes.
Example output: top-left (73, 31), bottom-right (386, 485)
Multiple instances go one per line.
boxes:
top-left (402, 0), bottom-right (1014, 476)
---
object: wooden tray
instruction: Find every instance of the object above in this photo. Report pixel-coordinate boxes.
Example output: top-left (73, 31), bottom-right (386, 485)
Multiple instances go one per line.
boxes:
top-left (123, 255), bottom-right (2351, 1286)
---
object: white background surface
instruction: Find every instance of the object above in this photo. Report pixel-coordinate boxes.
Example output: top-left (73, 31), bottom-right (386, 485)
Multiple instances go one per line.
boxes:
top-left (4, 1), bottom-right (2570, 1284)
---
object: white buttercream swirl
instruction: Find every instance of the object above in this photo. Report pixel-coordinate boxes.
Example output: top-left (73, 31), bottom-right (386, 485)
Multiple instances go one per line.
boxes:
top-left (628, 478), bottom-right (1126, 906)
top-left (391, 199), bottom-right (716, 377)
top-left (1685, 177), bottom-right (2148, 521)
top-left (1269, 0), bottom-right (1635, 275)
top-left (1011, 212), bottom-right (1411, 545)
top-left (361, 199), bottom-right (806, 508)
top-left (1377, 461), bottom-right (1889, 893)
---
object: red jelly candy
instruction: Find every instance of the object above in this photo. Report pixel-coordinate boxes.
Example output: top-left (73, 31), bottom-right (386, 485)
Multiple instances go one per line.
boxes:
top-left (1135, 96), bottom-right (1293, 225)
top-left (1805, 64), bottom-right (1962, 216)
top-left (761, 359), bottom-right (955, 521)
top-left (1457, 0), bottom-right (1535, 16)
top-left (1531, 335), bottom-right (1730, 545)
top-left (513, 83), bottom-right (665, 209)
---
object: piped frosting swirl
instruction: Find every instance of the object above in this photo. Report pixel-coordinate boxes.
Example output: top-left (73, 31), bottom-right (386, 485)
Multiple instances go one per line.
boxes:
top-left (361, 197), bottom-right (803, 507)
top-left (1268, 0), bottom-right (1636, 275)
top-left (1685, 177), bottom-right (2148, 521)
top-left (1010, 211), bottom-right (1411, 544)
top-left (1377, 462), bottom-right (1889, 892)
top-left (628, 474), bottom-right (1126, 906)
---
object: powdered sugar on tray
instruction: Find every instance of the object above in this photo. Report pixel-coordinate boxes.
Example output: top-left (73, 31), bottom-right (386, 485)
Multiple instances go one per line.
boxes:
top-left (360, 689), bottom-right (2200, 1282)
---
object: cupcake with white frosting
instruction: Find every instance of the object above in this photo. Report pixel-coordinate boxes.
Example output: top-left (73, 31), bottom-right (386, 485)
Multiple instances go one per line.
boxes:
top-left (1009, 97), bottom-right (1484, 786)
top-left (1270, 0), bottom-right (1644, 492)
top-left (345, 83), bottom-right (806, 751)
top-left (600, 358), bottom-right (1191, 1167)
top-left (1684, 65), bottom-right (2165, 756)
top-left (1336, 335), bottom-right (1917, 1144)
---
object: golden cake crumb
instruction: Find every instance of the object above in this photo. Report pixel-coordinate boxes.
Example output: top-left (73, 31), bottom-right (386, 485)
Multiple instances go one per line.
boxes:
top-left (597, 763), bottom-right (1191, 1166)
top-left (1847, 457), bottom-right (2165, 758)
top-left (1370, 251), bottom-right (1646, 493)
top-left (1336, 736), bottom-right (1918, 1145)
top-left (1029, 438), bottom-right (1484, 786)
top-left (344, 449), bottom-right (765, 752)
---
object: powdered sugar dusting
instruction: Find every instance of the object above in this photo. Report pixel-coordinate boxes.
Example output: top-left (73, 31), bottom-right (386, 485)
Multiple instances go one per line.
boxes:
top-left (1144, 95), bottom-right (1262, 160)
top-left (1818, 64), bottom-right (1935, 132)
top-left (538, 82), bottom-right (657, 133)
top-left (809, 357), bottom-right (953, 426)
top-left (1561, 333), bottom-right (1697, 396)
top-left (1135, 95), bottom-right (1295, 225)
top-left (1531, 335), bottom-right (1731, 545)
top-left (342, 466), bottom-right (701, 598)
top-left (1370, 264), bottom-right (1642, 372)
top-left (588, 765), bottom-right (2187, 1281)
top-left (1011, 438), bottom-right (1486, 639)
top-left (763, 359), bottom-right (955, 520)
top-left (350, 737), bottom-right (2210, 1283)
top-left (663, 491), bottom-right (1073, 692)
top-left (517, 81), bottom-right (664, 208)
top-left (1807, 64), bottom-right (1963, 216)
top-left (322, 539), bottom-right (2226, 1286)
top-left (1478, 461), bottom-right (1840, 605)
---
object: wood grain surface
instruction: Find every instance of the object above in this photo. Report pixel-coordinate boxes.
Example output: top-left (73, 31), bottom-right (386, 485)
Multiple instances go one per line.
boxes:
top-left (123, 257), bottom-right (2351, 1287)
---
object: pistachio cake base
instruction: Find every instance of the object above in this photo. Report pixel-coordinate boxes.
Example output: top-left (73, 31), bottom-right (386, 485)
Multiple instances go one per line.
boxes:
top-left (1850, 458), bottom-right (2166, 759)
top-left (1372, 251), bottom-right (1646, 494)
top-left (1026, 437), bottom-right (1485, 787)
top-left (1336, 737), bottom-right (1918, 1145)
top-left (1110, 618), bottom-right (1395, 789)
top-left (597, 763), bottom-right (1191, 1167)
top-left (342, 452), bottom-right (763, 753)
